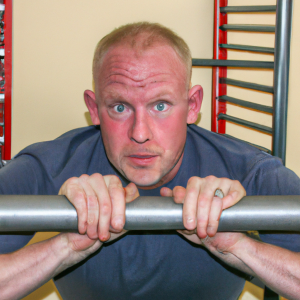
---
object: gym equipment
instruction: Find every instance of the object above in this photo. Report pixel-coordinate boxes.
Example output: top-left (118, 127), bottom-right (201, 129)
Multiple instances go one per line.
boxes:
top-left (0, 195), bottom-right (299, 232)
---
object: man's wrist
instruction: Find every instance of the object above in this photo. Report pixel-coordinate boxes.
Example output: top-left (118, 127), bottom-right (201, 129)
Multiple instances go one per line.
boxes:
top-left (49, 233), bottom-right (77, 275)
top-left (227, 233), bottom-right (261, 263)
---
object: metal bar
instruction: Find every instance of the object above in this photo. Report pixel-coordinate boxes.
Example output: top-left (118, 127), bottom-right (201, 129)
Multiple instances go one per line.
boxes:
top-left (0, 195), bottom-right (300, 232)
top-left (192, 59), bottom-right (273, 69)
top-left (272, 0), bottom-right (293, 165)
top-left (219, 44), bottom-right (274, 54)
top-left (221, 78), bottom-right (274, 93)
top-left (218, 113), bottom-right (272, 134)
top-left (220, 24), bottom-right (275, 32)
top-left (220, 133), bottom-right (272, 154)
top-left (218, 95), bottom-right (273, 113)
top-left (220, 5), bottom-right (277, 13)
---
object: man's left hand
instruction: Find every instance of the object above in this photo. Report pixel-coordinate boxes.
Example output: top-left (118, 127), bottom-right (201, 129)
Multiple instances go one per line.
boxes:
top-left (160, 176), bottom-right (246, 250)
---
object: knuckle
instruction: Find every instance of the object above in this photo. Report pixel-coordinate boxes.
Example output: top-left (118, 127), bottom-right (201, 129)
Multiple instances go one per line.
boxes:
top-left (70, 198), bottom-right (86, 214)
top-left (100, 202), bottom-right (111, 215)
top-left (187, 187), bottom-right (199, 198)
top-left (109, 186), bottom-right (124, 197)
top-left (187, 176), bottom-right (200, 185)
top-left (79, 174), bottom-right (89, 181)
top-left (90, 173), bottom-right (104, 182)
top-left (87, 214), bottom-right (96, 225)
top-left (205, 175), bottom-right (216, 183)
top-left (65, 177), bottom-right (80, 187)
top-left (105, 175), bottom-right (121, 185)
top-left (198, 193), bottom-right (211, 205)
top-left (87, 195), bottom-right (98, 209)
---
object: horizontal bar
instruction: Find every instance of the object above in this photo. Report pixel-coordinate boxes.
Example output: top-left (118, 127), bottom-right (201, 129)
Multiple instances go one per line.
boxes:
top-left (220, 5), bottom-right (277, 13)
top-left (220, 78), bottom-right (274, 93)
top-left (192, 59), bottom-right (273, 69)
top-left (218, 95), bottom-right (273, 113)
top-left (0, 195), bottom-right (300, 231)
top-left (0, 123), bottom-right (4, 126)
top-left (220, 133), bottom-right (272, 154)
top-left (219, 44), bottom-right (274, 54)
top-left (220, 24), bottom-right (275, 32)
top-left (218, 113), bottom-right (272, 134)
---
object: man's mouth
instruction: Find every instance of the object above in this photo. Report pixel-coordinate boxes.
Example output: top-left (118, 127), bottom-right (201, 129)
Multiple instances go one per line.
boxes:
top-left (127, 154), bottom-right (158, 166)
top-left (130, 155), bottom-right (155, 159)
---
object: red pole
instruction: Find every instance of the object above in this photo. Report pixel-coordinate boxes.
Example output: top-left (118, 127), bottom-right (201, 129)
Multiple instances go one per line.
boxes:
top-left (2, 0), bottom-right (12, 160)
top-left (212, 0), bottom-right (227, 133)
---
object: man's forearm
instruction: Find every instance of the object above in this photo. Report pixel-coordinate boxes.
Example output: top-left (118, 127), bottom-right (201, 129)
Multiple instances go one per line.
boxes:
top-left (0, 234), bottom-right (79, 300)
top-left (209, 236), bottom-right (300, 300)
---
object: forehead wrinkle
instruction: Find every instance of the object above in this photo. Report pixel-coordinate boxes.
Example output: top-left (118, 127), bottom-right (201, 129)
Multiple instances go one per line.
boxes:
top-left (101, 49), bottom-right (182, 82)
top-left (105, 74), bottom-right (170, 89)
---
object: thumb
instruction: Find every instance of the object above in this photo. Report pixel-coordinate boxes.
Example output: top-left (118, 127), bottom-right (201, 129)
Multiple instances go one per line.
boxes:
top-left (124, 182), bottom-right (139, 203)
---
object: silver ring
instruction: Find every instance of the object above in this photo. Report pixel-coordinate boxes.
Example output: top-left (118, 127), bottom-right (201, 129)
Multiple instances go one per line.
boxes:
top-left (214, 188), bottom-right (224, 199)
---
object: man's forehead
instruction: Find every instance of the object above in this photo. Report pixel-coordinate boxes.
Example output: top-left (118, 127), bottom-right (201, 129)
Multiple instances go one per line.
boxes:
top-left (103, 83), bottom-right (176, 99)
top-left (96, 44), bottom-right (186, 86)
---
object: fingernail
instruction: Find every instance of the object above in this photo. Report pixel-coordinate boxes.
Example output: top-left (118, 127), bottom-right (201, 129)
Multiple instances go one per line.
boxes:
top-left (114, 217), bottom-right (124, 229)
top-left (187, 217), bottom-right (194, 223)
top-left (100, 233), bottom-right (109, 242)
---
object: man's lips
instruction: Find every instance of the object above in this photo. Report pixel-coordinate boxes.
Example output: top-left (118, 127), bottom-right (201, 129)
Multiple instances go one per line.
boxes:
top-left (130, 155), bottom-right (156, 159)
top-left (126, 154), bottom-right (158, 166)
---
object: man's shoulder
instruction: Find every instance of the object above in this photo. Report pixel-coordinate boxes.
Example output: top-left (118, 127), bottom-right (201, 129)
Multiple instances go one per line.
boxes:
top-left (185, 125), bottom-right (283, 182)
top-left (12, 125), bottom-right (106, 181)
top-left (17, 126), bottom-right (101, 156)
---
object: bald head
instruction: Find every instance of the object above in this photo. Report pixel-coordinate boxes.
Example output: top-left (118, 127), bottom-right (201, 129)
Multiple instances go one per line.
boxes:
top-left (92, 22), bottom-right (192, 90)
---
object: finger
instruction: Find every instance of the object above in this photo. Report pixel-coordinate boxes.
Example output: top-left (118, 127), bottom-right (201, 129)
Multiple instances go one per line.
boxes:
top-left (105, 175), bottom-right (126, 232)
top-left (78, 175), bottom-right (100, 239)
top-left (89, 173), bottom-right (112, 241)
top-left (172, 186), bottom-right (186, 203)
top-left (124, 182), bottom-right (140, 202)
top-left (196, 176), bottom-right (220, 238)
top-left (206, 196), bottom-right (223, 237)
top-left (222, 180), bottom-right (246, 209)
top-left (59, 177), bottom-right (88, 235)
top-left (183, 177), bottom-right (201, 230)
top-left (177, 229), bottom-right (201, 245)
top-left (177, 229), bottom-right (197, 235)
top-left (160, 187), bottom-right (173, 197)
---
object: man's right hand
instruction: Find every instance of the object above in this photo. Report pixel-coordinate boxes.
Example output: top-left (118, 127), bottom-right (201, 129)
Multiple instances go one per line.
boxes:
top-left (57, 174), bottom-right (139, 267)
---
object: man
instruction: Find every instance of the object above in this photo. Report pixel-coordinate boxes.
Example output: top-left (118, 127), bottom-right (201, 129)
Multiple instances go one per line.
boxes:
top-left (0, 22), bottom-right (300, 300)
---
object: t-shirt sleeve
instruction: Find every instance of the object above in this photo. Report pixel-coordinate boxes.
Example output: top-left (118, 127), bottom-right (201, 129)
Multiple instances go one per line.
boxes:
top-left (247, 157), bottom-right (300, 252)
top-left (0, 155), bottom-right (42, 253)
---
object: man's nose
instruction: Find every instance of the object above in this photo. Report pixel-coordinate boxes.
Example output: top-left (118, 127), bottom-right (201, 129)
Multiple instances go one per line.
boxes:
top-left (129, 110), bottom-right (153, 144)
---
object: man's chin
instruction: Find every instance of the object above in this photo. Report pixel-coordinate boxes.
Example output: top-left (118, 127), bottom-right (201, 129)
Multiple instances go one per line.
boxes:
top-left (124, 171), bottom-right (162, 189)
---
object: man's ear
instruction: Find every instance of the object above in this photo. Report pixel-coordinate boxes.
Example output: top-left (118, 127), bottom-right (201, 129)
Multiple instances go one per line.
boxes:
top-left (187, 85), bottom-right (203, 124)
top-left (84, 90), bottom-right (100, 125)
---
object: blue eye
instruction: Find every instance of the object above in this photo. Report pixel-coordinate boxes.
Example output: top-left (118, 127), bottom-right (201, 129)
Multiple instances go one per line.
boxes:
top-left (115, 104), bottom-right (125, 113)
top-left (155, 103), bottom-right (165, 111)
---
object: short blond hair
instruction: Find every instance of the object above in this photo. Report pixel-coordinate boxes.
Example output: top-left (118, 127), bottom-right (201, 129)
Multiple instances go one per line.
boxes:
top-left (92, 22), bottom-right (192, 86)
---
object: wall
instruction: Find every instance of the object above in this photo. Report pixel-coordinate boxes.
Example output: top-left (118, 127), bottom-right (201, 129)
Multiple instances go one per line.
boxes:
top-left (12, 0), bottom-right (213, 155)
top-left (13, 1), bottom-right (213, 299)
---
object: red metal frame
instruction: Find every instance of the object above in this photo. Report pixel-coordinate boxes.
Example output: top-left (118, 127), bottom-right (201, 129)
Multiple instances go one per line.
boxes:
top-left (1, 0), bottom-right (12, 160)
top-left (211, 0), bottom-right (227, 133)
